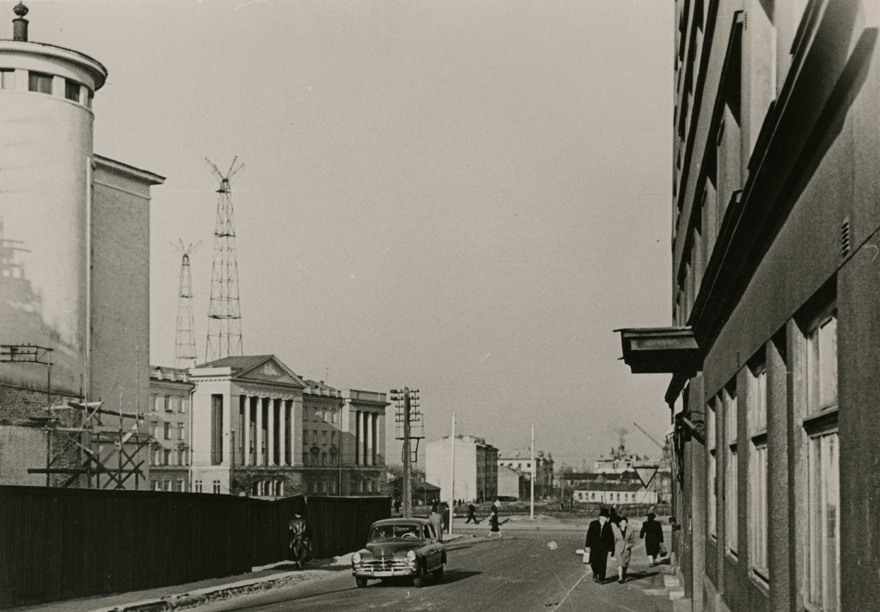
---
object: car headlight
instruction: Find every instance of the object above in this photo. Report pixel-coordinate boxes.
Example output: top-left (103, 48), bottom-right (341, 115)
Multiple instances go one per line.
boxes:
top-left (352, 552), bottom-right (362, 564)
top-left (406, 550), bottom-right (417, 562)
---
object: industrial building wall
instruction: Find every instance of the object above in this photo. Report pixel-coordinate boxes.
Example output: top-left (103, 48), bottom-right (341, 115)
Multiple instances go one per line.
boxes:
top-left (90, 160), bottom-right (152, 418)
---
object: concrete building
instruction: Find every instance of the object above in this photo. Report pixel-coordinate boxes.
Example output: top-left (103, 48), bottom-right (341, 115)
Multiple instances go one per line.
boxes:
top-left (618, 2), bottom-right (880, 611)
top-left (148, 366), bottom-right (195, 492)
top-left (426, 434), bottom-right (498, 503)
top-left (593, 443), bottom-right (651, 474)
top-left (497, 449), bottom-right (555, 497)
top-left (0, 4), bottom-right (162, 489)
top-left (341, 388), bottom-right (388, 495)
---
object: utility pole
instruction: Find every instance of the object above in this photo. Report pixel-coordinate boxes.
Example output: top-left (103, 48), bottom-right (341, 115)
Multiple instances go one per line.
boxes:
top-left (449, 412), bottom-right (456, 536)
top-left (403, 390), bottom-right (412, 518)
top-left (391, 388), bottom-right (423, 519)
top-left (530, 423), bottom-right (535, 520)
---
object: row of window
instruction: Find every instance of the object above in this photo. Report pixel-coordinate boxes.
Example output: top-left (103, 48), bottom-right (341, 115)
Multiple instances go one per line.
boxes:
top-left (151, 394), bottom-right (189, 413)
top-left (576, 491), bottom-right (641, 503)
top-left (252, 480), bottom-right (284, 497)
top-left (705, 305), bottom-right (838, 611)
top-left (192, 480), bottom-right (222, 494)
top-left (152, 422), bottom-right (186, 441)
top-left (151, 448), bottom-right (188, 467)
top-left (0, 69), bottom-right (94, 107)
top-left (306, 406), bottom-right (339, 425)
top-left (306, 479), bottom-right (338, 495)
top-left (304, 428), bottom-right (337, 447)
top-left (302, 451), bottom-right (338, 467)
top-left (151, 479), bottom-right (186, 492)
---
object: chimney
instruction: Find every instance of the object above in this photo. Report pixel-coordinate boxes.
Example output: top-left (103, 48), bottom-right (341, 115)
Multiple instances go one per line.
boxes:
top-left (13, 2), bottom-right (28, 42)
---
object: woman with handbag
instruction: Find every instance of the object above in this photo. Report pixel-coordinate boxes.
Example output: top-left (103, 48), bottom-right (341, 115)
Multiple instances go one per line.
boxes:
top-left (639, 512), bottom-right (664, 567)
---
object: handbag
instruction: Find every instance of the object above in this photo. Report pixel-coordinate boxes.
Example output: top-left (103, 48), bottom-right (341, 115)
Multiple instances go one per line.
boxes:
top-left (582, 547), bottom-right (591, 564)
top-left (659, 543), bottom-right (667, 558)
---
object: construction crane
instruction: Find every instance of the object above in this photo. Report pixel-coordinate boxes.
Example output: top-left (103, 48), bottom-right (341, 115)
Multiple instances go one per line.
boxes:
top-left (633, 421), bottom-right (671, 464)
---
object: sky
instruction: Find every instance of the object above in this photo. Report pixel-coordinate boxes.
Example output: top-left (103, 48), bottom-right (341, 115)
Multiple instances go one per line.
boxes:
top-left (22, 0), bottom-right (674, 468)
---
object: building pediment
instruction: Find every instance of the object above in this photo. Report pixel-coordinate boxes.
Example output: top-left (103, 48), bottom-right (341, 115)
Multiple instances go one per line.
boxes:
top-left (234, 356), bottom-right (305, 387)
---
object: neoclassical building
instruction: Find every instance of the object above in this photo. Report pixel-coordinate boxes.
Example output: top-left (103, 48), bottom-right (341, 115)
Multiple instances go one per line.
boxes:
top-left (189, 354), bottom-right (387, 497)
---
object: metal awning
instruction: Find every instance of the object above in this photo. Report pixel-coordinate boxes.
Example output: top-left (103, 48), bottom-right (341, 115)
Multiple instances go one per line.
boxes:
top-left (616, 327), bottom-right (701, 375)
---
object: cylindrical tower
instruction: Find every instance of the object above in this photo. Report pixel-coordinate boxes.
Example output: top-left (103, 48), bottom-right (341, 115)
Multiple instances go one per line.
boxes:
top-left (0, 3), bottom-right (107, 397)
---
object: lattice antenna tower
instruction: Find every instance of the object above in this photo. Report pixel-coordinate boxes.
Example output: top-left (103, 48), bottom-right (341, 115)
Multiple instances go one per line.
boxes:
top-left (205, 157), bottom-right (246, 362)
top-left (172, 239), bottom-right (201, 368)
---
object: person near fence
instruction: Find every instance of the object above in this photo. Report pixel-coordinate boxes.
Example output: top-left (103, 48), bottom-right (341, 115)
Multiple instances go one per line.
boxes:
top-left (640, 511), bottom-right (664, 567)
top-left (393, 498), bottom-right (401, 516)
top-left (289, 512), bottom-right (311, 570)
top-left (430, 502), bottom-right (445, 541)
top-left (612, 516), bottom-right (636, 583)
top-left (584, 507), bottom-right (615, 584)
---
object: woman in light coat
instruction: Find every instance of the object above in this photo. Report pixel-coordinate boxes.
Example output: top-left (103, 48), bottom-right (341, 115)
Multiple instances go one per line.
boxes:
top-left (613, 516), bottom-right (637, 583)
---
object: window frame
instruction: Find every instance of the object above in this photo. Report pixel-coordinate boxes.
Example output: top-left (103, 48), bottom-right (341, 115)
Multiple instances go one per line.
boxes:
top-left (724, 383), bottom-right (738, 557)
top-left (749, 360), bottom-right (769, 582)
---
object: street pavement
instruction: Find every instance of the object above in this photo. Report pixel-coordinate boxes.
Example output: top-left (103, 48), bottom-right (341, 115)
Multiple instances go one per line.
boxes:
top-left (197, 530), bottom-right (674, 612)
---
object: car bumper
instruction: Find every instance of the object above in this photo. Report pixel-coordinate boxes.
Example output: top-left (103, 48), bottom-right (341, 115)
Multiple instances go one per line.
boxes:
top-left (352, 566), bottom-right (416, 578)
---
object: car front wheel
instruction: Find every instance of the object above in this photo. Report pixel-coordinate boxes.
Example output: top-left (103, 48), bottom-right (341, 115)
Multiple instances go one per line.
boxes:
top-left (412, 568), bottom-right (426, 588)
top-left (355, 577), bottom-right (368, 588)
top-left (433, 566), bottom-right (444, 582)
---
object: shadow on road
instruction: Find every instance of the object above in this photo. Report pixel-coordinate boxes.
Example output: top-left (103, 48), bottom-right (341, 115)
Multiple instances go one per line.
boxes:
top-left (622, 570), bottom-right (659, 582)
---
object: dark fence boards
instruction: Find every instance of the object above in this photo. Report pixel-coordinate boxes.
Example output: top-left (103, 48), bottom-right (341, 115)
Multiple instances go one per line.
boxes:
top-left (0, 486), bottom-right (389, 609)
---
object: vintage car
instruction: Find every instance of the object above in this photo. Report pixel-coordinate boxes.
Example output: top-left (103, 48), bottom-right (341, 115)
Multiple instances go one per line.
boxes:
top-left (351, 518), bottom-right (447, 588)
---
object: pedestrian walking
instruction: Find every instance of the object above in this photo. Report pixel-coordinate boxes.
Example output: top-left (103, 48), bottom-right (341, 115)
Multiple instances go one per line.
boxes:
top-left (639, 512), bottom-right (664, 567)
top-left (584, 507), bottom-right (615, 584)
top-left (429, 502), bottom-right (445, 541)
top-left (466, 502), bottom-right (480, 524)
top-left (609, 504), bottom-right (621, 526)
top-left (488, 505), bottom-right (503, 538)
top-left (288, 511), bottom-right (311, 570)
top-left (612, 516), bottom-right (636, 583)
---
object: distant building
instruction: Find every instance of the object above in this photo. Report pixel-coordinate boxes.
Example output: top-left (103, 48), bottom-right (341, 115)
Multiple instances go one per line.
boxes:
top-left (593, 443), bottom-right (651, 474)
top-left (497, 465), bottom-right (527, 500)
top-left (497, 449), bottom-right (554, 497)
top-left (341, 388), bottom-right (389, 495)
top-left (148, 366), bottom-right (194, 492)
top-left (426, 435), bottom-right (498, 503)
top-left (561, 471), bottom-right (657, 506)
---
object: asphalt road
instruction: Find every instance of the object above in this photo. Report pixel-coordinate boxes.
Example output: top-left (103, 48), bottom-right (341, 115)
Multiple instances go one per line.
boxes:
top-left (198, 531), bottom-right (674, 612)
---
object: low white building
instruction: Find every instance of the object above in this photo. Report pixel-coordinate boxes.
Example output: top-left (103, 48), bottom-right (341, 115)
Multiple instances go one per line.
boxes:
top-left (426, 435), bottom-right (498, 503)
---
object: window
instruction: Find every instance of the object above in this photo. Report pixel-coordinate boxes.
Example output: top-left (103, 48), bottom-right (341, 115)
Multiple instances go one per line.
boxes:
top-left (163, 449), bottom-right (171, 466)
top-left (195, 480), bottom-right (203, 493)
top-left (314, 409), bottom-right (321, 422)
top-left (164, 395), bottom-right (172, 412)
top-left (150, 394), bottom-right (157, 412)
top-left (323, 410), bottom-right (330, 423)
top-left (178, 449), bottom-right (186, 466)
top-left (65, 80), bottom-right (80, 102)
top-left (725, 385), bottom-right (738, 555)
top-left (707, 398), bottom-right (717, 538)
top-left (211, 394), bottom-right (223, 465)
top-left (178, 423), bottom-right (185, 441)
top-left (313, 430), bottom-right (318, 447)
top-left (152, 449), bottom-right (161, 466)
top-left (151, 481), bottom-right (159, 491)
top-left (164, 422), bottom-right (171, 440)
top-left (331, 431), bottom-right (337, 446)
top-left (321, 452), bottom-right (327, 467)
top-left (212, 480), bottom-right (221, 494)
top-left (28, 72), bottom-right (52, 94)
top-left (804, 309), bottom-right (839, 612)
top-left (321, 430), bottom-right (328, 445)
top-left (1, 69), bottom-right (14, 90)
top-left (749, 363), bottom-right (769, 580)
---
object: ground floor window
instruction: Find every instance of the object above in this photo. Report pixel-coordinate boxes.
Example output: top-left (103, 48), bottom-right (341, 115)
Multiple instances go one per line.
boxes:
top-left (808, 431), bottom-right (839, 612)
top-left (212, 480), bottom-right (221, 494)
top-left (750, 443), bottom-right (768, 579)
top-left (195, 480), bottom-right (202, 493)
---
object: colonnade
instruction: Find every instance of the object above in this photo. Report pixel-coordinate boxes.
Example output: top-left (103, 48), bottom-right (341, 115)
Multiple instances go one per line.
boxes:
top-left (239, 395), bottom-right (294, 466)
top-left (354, 410), bottom-right (379, 466)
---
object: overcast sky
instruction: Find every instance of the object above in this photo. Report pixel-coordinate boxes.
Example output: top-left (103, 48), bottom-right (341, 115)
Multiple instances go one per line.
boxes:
top-left (25, 0), bottom-right (674, 468)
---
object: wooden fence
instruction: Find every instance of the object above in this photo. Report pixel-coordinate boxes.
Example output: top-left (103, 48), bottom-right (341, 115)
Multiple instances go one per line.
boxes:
top-left (0, 486), bottom-right (389, 608)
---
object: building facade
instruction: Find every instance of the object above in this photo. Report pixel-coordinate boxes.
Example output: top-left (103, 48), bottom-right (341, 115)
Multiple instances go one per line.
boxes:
top-left (341, 388), bottom-right (388, 495)
top-left (148, 366), bottom-right (194, 492)
top-left (426, 434), bottom-right (498, 503)
top-left (497, 449), bottom-right (555, 497)
top-left (0, 5), bottom-right (162, 489)
top-left (619, 2), bottom-right (880, 611)
top-left (497, 465), bottom-right (527, 500)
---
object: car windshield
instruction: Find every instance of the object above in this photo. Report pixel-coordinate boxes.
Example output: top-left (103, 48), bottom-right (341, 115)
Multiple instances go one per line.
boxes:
top-left (370, 524), bottom-right (423, 542)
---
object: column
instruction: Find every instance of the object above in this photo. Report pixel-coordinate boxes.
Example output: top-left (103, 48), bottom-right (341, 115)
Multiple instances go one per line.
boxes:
top-left (280, 399), bottom-right (287, 466)
top-left (256, 396), bottom-right (264, 466)
top-left (372, 413), bottom-right (378, 466)
top-left (268, 398), bottom-right (276, 466)
top-left (356, 411), bottom-right (363, 466)
top-left (365, 412), bottom-right (373, 466)
top-left (243, 396), bottom-right (251, 466)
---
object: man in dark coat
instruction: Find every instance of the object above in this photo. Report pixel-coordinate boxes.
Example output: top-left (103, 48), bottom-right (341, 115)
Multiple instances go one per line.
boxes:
top-left (640, 512), bottom-right (664, 567)
top-left (585, 507), bottom-right (615, 583)
top-left (466, 502), bottom-right (480, 524)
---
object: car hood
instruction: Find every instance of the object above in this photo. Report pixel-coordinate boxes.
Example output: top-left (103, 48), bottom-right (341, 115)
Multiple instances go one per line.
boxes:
top-left (364, 541), bottom-right (424, 557)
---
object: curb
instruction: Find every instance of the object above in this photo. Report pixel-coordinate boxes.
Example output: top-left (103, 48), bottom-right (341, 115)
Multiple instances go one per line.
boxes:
top-left (89, 571), bottom-right (320, 612)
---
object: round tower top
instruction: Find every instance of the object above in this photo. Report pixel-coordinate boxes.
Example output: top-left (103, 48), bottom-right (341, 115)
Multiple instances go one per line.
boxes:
top-left (13, 3), bottom-right (28, 18)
